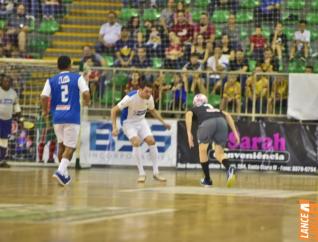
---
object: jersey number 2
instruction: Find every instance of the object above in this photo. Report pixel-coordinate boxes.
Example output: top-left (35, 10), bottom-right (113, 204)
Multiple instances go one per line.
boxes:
top-left (61, 85), bottom-right (69, 103)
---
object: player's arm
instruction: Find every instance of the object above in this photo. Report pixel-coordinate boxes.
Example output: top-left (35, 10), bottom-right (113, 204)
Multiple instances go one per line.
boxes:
top-left (111, 105), bottom-right (121, 136)
top-left (185, 111), bottom-right (194, 148)
top-left (222, 111), bottom-right (240, 144)
top-left (148, 108), bottom-right (171, 130)
top-left (40, 79), bottom-right (51, 117)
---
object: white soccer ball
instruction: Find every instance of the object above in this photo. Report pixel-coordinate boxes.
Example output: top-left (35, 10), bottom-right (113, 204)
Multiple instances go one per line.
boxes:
top-left (192, 93), bottom-right (208, 107)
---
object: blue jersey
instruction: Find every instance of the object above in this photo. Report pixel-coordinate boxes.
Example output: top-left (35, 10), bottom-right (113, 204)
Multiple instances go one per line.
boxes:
top-left (44, 72), bottom-right (88, 124)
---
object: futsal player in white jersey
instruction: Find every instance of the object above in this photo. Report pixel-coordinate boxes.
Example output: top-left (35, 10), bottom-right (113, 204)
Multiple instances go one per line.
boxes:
top-left (111, 80), bottom-right (171, 183)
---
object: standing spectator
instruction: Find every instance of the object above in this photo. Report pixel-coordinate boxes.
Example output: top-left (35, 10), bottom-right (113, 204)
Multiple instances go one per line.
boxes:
top-left (270, 22), bottom-right (288, 66)
top-left (164, 33), bottom-right (184, 69)
top-left (222, 14), bottom-right (241, 50)
top-left (209, 0), bottom-right (239, 15)
top-left (170, 11), bottom-right (194, 45)
top-left (191, 34), bottom-right (209, 64)
top-left (221, 74), bottom-right (241, 113)
top-left (229, 49), bottom-right (248, 72)
top-left (182, 53), bottom-right (204, 94)
top-left (254, 0), bottom-right (281, 25)
top-left (124, 71), bottom-right (142, 94)
top-left (131, 47), bottom-right (152, 68)
top-left (289, 20), bottom-right (310, 60)
top-left (170, 73), bottom-right (187, 110)
top-left (268, 75), bottom-right (287, 113)
top-left (0, 74), bottom-right (21, 167)
top-left (114, 27), bottom-right (135, 67)
top-left (6, 3), bottom-right (30, 56)
top-left (96, 11), bottom-right (121, 54)
top-left (261, 48), bottom-right (279, 72)
top-left (127, 16), bottom-right (140, 41)
top-left (193, 12), bottom-right (215, 44)
top-left (152, 72), bottom-right (171, 108)
top-left (249, 25), bottom-right (267, 63)
top-left (160, 0), bottom-right (174, 32)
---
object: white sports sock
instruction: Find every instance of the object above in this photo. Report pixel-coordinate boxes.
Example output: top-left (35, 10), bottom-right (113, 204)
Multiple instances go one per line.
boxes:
top-left (149, 145), bottom-right (159, 175)
top-left (58, 158), bottom-right (70, 176)
top-left (133, 147), bottom-right (145, 176)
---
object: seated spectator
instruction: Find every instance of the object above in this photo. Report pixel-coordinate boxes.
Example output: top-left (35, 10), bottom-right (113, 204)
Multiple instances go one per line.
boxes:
top-left (193, 12), bottom-right (215, 44)
top-left (160, 0), bottom-right (174, 32)
top-left (131, 47), bottom-right (152, 68)
top-left (6, 3), bottom-right (30, 56)
top-left (207, 45), bottom-right (229, 93)
top-left (191, 34), bottom-right (209, 64)
top-left (0, 0), bottom-right (14, 19)
top-left (114, 27), bottom-right (135, 67)
top-left (182, 53), bottom-right (204, 93)
top-left (170, 11), bottom-right (193, 45)
top-left (152, 72), bottom-right (171, 108)
top-left (173, 1), bottom-right (192, 25)
top-left (170, 73), bottom-right (187, 110)
top-left (222, 14), bottom-right (241, 50)
top-left (290, 20), bottom-right (310, 60)
top-left (124, 71), bottom-right (141, 94)
top-left (261, 48), bottom-right (279, 72)
top-left (268, 75), bottom-right (287, 113)
top-left (42, 0), bottom-right (61, 20)
top-left (146, 30), bottom-right (164, 58)
top-left (270, 22), bottom-right (288, 65)
top-left (96, 11), bottom-right (121, 54)
top-left (220, 34), bottom-right (235, 62)
top-left (80, 45), bottom-right (105, 67)
top-left (229, 49), bottom-right (248, 72)
top-left (245, 66), bottom-right (269, 112)
top-left (221, 74), bottom-right (241, 113)
top-left (164, 33), bottom-right (184, 69)
top-left (250, 25), bottom-right (267, 63)
top-left (209, 0), bottom-right (239, 15)
top-left (254, 0), bottom-right (281, 25)
top-left (305, 65), bottom-right (313, 73)
top-left (135, 31), bottom-right (146, 49)
top-left (127, 16), bottom-right (140, 41)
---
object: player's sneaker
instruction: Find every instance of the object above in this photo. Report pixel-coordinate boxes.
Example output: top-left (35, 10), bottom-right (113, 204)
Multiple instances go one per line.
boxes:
top-left (200, 178), bottom-right (212, 187)
top-left (53, 171), bottom-right (71, 186)
top-left (137, 175), bottom-right (146, 183)
top-left (153, 174), bottom-right (166, 182)
top-left (226, 166), bottom-right (236, 188)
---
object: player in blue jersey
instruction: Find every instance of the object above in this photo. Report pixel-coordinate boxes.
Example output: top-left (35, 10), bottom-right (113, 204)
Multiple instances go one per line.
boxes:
top-left (41, 56), bottom-right (90, 186)
top-left (111, 80), bottom-right (171, 183)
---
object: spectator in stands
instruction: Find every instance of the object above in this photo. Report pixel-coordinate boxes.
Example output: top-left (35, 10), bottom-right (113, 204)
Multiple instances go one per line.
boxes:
top-left (193, 12), bottom-right (215, 44)
top-left (135, 31), bottom-right (145, 49)
top-left (114, 27), bottom-right (135, 67)
top-left (254, 0), bottom-right (281, 25)
top-left (170, 73), bottom-right (187, 110)
top-left (290, 20), bottom-right (310, 61)
top-left (229, 49), bottom-right (248, 72)
top-left (305, 65), bottom-right (313, 73)
top-left (0, 0), bottom-right (14, 18)
top-left (152, 72), bottom-right (171, 108)
top-left (160, 0), bottom-right (174, 32)
top-left (173, 1), bottom-right (192, 25)
top-left (170, 11), bottom-right (193, 45)
top-left (164, 33), bottom-right (184, 69)
top-left (209, 0), bottom-right (239, 15)
top-left (96, 11), bottom-right (121, 54)
top-left (250, 25), bottom-right (267, 63)
top-left (268, 75), bottom-right (287, 113)
top-left (80, 45), bottom-right (105, 67)
top-left (127, 16), bottom-right (140, 41)
top-left (221, 74), bottom-right (241, 113)
top-left (207, 45), bottom-right (229, 93)
top-left (222, 14), bottom-right (241, 50)
top-left (42, 0), bottom-right (62, 20)
top-left (146, 30), bottom-right (164, 58)
top-left (131, 47), bottom-right (152, 68)
top-left (124, 71), bottom-right (141, 94)
top-left (182, 53), bottom-right (204, 93)
top-left (246, 66), bottom-right (269, 112)
top-left (22, 0), bottom-right (42, 18)
top-left (6, 3), bottom-right (30, 56)
top-left (270, 22), bottom-right (288, 66)
top-left (261, 48), bottom-right (279, 72)
top-left (191, 34), bottom-right (209, 64)
top-left (220, 34), bottom-right (235, 62)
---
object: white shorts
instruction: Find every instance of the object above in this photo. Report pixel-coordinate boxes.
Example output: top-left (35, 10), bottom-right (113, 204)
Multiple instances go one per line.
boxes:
top-left (122, 119), bottom-right (152, 141)
top-left (53, 124), bottom-right (80, 148)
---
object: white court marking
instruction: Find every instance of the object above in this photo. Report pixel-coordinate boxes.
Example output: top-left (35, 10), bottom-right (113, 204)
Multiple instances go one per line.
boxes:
top-left (121, 186), bottom-right (318, 199)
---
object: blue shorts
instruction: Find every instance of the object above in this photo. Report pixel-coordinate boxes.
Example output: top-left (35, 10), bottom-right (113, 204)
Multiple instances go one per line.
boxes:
top-left (0, 119), bottom-right (12, 139)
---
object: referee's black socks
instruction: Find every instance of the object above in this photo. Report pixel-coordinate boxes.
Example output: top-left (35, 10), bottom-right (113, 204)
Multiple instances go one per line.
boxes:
top-left (201, 161), bottom-right (211, 181)
top-left (222, 159), bottom-right (231, 171)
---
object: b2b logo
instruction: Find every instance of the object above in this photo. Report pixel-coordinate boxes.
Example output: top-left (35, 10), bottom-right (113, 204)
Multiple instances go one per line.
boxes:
top-left (89, 122), bottom-right (171, 153)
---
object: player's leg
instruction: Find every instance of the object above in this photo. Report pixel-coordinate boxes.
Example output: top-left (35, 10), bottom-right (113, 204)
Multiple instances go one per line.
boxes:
top-left (198, 143), bottom-right (212, 187)
top-left (0, 119), bottom-right (12, 168)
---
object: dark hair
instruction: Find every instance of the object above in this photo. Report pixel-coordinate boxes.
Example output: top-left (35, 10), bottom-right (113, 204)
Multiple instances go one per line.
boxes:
top-left (139, 79), bottom-right (153, 89)
top-left (255, 24), bottom-right (262, 29)
top-left (121, 26), bottom-right (129, 32)
top-left (108, 11), bottom-right (117, 17)
top-left (0, 74), bottom-right (12, 86)
top-left (299, 20), bottom-right (307, 25)
top-left (57, 55), bottom-right (71, 70)
top-left (306, 65), bottom-right (313, 71)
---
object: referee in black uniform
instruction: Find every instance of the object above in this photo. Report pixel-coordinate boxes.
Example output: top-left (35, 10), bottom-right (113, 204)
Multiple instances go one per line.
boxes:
top-left (185, 93), bottom-right (240, 187)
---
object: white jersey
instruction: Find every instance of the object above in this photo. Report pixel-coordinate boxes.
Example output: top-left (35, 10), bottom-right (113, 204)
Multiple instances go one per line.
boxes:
top-left (117, 90), bottom-right (155, 124)
top-left (0, 86), bottom-right (20, 120)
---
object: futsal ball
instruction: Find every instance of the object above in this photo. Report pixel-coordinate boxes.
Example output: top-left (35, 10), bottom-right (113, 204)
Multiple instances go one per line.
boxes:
top-left (193, 93), bottom-right (208, 107)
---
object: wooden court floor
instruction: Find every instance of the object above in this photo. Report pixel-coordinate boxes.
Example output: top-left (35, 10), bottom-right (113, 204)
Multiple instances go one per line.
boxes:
top-left (0, 167), bottom-right (318, 242)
